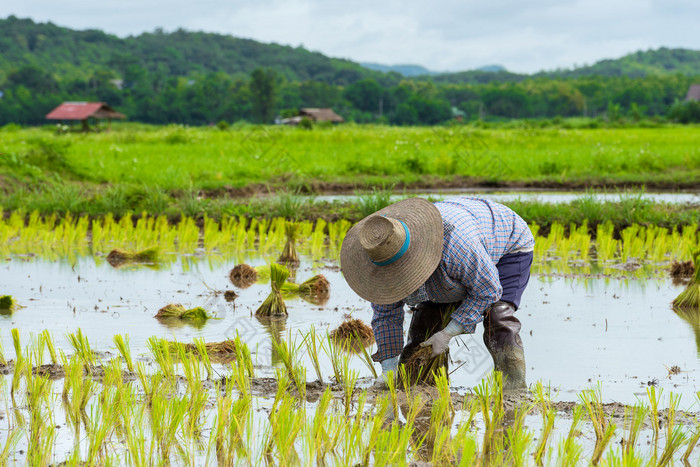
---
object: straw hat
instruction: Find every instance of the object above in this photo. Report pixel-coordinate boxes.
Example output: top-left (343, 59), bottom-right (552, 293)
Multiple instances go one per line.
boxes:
top-left (340, 198), bottom-right (443, 304)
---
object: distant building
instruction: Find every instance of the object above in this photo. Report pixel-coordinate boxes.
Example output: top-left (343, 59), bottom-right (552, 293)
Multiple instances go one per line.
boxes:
top-left (686, 84), bottom-right (700, 102)
top-left (46, 101), bottom-right (125, 131)
top-left (299, 108), bottom-right (344, 123)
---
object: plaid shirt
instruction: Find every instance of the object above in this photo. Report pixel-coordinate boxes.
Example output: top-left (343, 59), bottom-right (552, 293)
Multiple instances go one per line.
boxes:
top-left (371, 197), bottom-right (534, 362)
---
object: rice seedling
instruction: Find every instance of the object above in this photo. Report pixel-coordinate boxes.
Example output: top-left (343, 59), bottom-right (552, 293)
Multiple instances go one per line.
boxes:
top-left (647, 385), bottom-right (662, 461)
top-left (0, 337), bottom-right (6, 366)
top-left (271, 332), bottom-right (306, 399)
top-left (113, 334), bottom-right (134, 372)
top-left (533, 382), bottom-right (556, 465)
top-left (154, 303), bottom-right (213, 323)
top-left (149, 392), bottom-right (189, 461)
top-left (212, 382), bottom-right (252, 465)
top-left (66, 328), bottom-right (97, 368)
top-left (504, 403), bottom-right (535, 467)
top-left (0, 429), bottom-right (23, 465)
top-left (622, 402), bottom-right (648, 455)
top-left (474, 371), bottom-right (505, 460)
top-left (39, 330), bottom-right (58, 365)
top-left (657, 393), bottom-right (687, 466)
top-left (193, 337), bottom-right (214, 379)
top-left (673, 247), bottom-right (700, 310)
top-left (580, 384), bottom-right (617, 465)
top-left (322, 332), bottom-right (344, 384)
top-left (255, 263), bottom-right (290, 317)
top-left (147, 337), bottom-right (176, 382)
top-left (339, 354), bottom-right (358, 416)
top-left (266, 392), bottom-right (305, 465)
top-left (278, 221), bottom-right (301, 265)
top-left (302, 326), bottom-right (323, 383)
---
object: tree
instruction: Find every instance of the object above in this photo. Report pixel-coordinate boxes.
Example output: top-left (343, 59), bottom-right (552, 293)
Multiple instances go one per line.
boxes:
top-left (250, 68), bottom-right (277, 123)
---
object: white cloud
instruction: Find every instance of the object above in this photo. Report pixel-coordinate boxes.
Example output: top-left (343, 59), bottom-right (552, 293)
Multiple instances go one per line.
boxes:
top-left (2, 0), bottom-right (699, 73)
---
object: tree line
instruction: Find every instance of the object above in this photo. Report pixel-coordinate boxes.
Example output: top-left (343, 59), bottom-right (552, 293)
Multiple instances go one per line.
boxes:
top-left (1, 64), bottom-right (699, 126)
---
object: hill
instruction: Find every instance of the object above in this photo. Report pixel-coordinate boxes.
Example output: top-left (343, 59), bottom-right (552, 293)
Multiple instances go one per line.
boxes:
top-left (0, 16), bottom-right (389, 86)
top-left (360, 63), bottom-right (437, 77)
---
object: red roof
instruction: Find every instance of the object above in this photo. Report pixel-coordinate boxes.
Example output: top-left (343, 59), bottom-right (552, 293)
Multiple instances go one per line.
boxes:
top-left (46, 102), bottom-right (125, 120)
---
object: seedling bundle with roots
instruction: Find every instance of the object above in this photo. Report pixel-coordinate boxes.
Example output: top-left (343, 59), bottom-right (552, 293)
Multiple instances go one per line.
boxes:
top-left (155, 304), bottom-right (212, 322)
top-left (673, 247), bottom-right (700, 310)
top-left (256, 263), bottom-right (290, 317)
top-left (0, 295), bottom-right (16, 310)
top-left (167, 339), bottom-right (237, 362)
top-left (282, 274), bottom-right (331, 304)
top-left (106, 246), bottom-right (160, 267)
top-left (401, 345), bottom-right (449, 387)
top-left (277, 222), bottom-right (301, 266)
top-left (330, 319), bottom-right (375, 350)
top-left (229, 264), bottom-right (271, 288)
top-left (670, 260), bottom-right (695, 278)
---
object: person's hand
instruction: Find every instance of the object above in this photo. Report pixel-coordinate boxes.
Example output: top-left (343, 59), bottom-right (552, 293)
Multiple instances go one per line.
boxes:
top-left (420, 319), bottom-right (464, 357)
top-left (373, 356), bottom-right (398, 389)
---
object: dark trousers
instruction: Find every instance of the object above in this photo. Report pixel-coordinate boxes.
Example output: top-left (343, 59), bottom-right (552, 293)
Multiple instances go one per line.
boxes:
top-left (399, 250), bottom-right (533, 363)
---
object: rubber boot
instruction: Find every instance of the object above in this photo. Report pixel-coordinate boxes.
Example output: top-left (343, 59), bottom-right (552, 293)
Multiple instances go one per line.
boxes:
top-left (398, 302), bottom-right (455, 373)
top-left (482, 301), bottom-right (527, 391)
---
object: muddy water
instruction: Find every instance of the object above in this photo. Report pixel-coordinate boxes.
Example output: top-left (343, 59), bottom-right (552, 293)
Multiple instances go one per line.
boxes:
top-left (2, 254), bottom-right (698, 407)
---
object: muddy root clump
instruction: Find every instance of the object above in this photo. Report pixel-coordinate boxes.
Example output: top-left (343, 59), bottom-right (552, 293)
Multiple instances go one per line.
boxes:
top-left (401, 345), bottom-right (449, 387)
top-left (229, 264), bottom-right (258, 289)
top-left (255, 264), bottom-right (290, 317)
top-left (670, 260), bottom-right (695, 278)
top-left (223, 290), bottom-right (238, 302)
top-left (330, 319), bottom-right (375, 349)
top-left (106, 247), bottom-right (160, 267)
top-left (282, 274), bottom-right (331, 305)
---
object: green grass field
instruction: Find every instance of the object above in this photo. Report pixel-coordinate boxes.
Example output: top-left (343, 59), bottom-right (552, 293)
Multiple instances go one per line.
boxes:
top-left (2, 123), bottom-right (699, 191)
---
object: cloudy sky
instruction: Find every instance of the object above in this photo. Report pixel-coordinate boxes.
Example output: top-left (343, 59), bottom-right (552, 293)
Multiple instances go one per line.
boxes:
top-left (3, 0), bottom-right (699, 73)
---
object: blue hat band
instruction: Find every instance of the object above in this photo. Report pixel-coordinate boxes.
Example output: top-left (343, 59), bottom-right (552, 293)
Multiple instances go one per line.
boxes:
top-left (371, 220), bottom-right (410, 267)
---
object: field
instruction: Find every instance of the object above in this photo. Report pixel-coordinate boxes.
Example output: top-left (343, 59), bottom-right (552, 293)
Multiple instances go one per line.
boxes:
top-left (1, 123), bottom-right (700, 465)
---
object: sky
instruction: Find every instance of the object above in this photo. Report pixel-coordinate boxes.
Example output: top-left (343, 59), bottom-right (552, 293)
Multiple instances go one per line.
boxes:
top-left (3, 0), bottom-right (700, 74)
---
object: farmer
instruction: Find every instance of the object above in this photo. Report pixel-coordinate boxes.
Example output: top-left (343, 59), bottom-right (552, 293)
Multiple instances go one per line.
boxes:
top-left (340, 197), bottom-right (534, 391)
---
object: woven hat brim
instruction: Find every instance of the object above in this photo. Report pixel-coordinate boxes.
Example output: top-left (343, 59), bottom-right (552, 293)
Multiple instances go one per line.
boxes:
top-left (340, 198), bottom-right (443, 304)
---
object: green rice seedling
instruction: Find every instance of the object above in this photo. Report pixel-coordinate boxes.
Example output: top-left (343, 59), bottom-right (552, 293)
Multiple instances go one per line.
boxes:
top-left (135, 361), bottom-right (163, 404)
top-left (622, 403), bottom-right (648, 455)
top-left (0, 429), bottom-right (22, 465)
top-left (302, 326), bottom-right (323, 383)
top-left (474, 371), bottom-right (505, 459)
top-left (505, 403), bottom-right (535, 467)
top-left (149, 392), bottom-right (189, 461)
top-left (278, 222), bottom-right (301, 265)
top-left (271, 332), bottom-right (306, 399)
top-left (232, 332), bottom-right (254, 378)
top-left (308, 387), bottom-right (335, 463)
top-left (66, 328), bottom-right (97, 368)
top-left (212, 382), bottom-right (252, 465)
top-left (674, 247), bottom-right (700, 310)
top-left (682, 426), bottom-right (700, 465)
top-left (356, 334), bottom-right (378, 379)
top-left (385, 368), bottom-right (400, 420)
top-left (580, 384), bottom-right (617, 465)
top-left (39, 330), bottom-right (58, 365)
top-left (361, 395), bottom-right (391, 465)
top-left (533, 382), bottom-right (556, 465)
top-left (267, 393), bottom-right (305, 465)
top-left (340, 355), bottom-right (358, 417)
top-left (657, 425), bottom-right (687, 466)
top-left (147, 337), bottom-right (175, 382)
top-left (256, 263), bottom-right (290, 317)
top-left (26, 409), bottom-right (57, 467)
top-left (0, 338), bottom-right (5, 366)
top-left (86, 391), bottom-right (119, 466)
top-left (193, 337), bottom-right (214, 379)
top-left (113, 334), bottom-right (134, 372)
top-left (11, 328), bottom-right (22, 364)
top-left (311, 219), bottom-right (327, 256)
top-left (154, 303), bottom-right (213, 322)
top-left (647, 385), bottom-right (662, 460)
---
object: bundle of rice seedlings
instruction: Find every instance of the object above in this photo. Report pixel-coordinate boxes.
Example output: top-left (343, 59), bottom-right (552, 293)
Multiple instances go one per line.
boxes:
top-left (0, 295), bottom-right (15, 310)
top-left (155, 304), bottom-right (212, 322)
top-left (330, 318), bottom-right (375, 351)
top-left (277, 222), bottom-right (301, 265)
top-left (169, 339), bottom-right (237, 357)
top-left (400, 345), bottom-right (449, 387)
top-left (228, 264), bottom-right (270, 288)
top-left (106, 246), bottom-right (160, 267)
top-left (673, 247), bottom-right (700, 310)
top-left (255, 263), bottom-right (289, 317)
top-left (281, 274), bottom-right (331, 304)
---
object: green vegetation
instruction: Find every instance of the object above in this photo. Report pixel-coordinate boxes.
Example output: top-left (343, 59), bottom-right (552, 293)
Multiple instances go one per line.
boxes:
top-left (1, 17), bottom-right (699, 125)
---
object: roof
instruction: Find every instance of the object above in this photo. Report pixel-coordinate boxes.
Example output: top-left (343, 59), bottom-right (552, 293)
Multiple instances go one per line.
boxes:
top-left (299, 108), bottom-right (344, 123)
top-left (686, 84), bottom-right (700, 102)
top-left (46, 102), bottom-right (126, 120)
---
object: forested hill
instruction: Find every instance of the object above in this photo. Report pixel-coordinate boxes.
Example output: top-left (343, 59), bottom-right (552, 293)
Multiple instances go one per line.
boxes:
top-left (0, 16), bottom-right (387, 86)
top-left (3, 16), bottom-right (700, 86)
top-left (431, 48), bottom-right (700, 84)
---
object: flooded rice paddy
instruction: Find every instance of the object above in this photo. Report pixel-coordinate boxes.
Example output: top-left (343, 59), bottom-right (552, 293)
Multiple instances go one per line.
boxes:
top-left (2, 215), bottom-right (700, 465)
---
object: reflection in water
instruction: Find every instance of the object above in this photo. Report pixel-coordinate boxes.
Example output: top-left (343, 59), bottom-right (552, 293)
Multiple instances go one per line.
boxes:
top-left (256, 315), bottom-right (287, 366)
top-left (674, 306), bottom-right (700, 357)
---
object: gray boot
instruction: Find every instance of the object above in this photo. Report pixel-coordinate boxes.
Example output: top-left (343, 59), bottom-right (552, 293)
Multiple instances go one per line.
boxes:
top-left (482, 301), bottom-right (527, 391)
